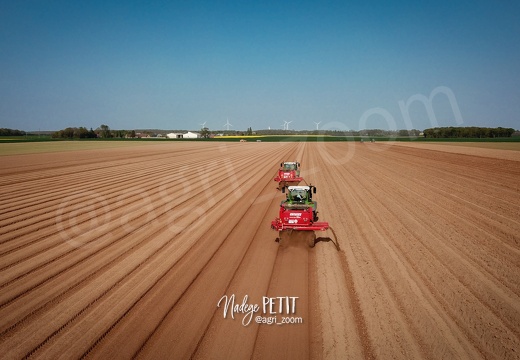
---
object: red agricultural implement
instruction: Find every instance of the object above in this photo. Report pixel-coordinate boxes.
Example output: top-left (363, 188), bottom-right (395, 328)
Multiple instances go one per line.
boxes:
top-left (271, 185), bottom-right (339, 249)
top-left (274, 161), bottom-right (303, 189)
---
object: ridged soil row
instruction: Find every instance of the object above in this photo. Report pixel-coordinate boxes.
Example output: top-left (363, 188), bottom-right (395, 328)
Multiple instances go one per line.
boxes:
top-left (348, 145), bottom-right (520, 359)
top-left (0, 147), bottom-right (272, 336)
top-left (325, 144), bottom-right (480, 357)
top-left (0, 143), bottom-right (225, 228)
top-left (81, 142), bottom-right (301, 359)
top-left (26, 142), bottom-right (292, 358)
top-left (322, 143), bottom-right (519, 359)
top-left (311, 143), bottom-right (386, 359)
top-left (317, 142), bottom-right (444, 359)
top-left (0, 142), bottom-right (216, 186)
top-left (0, 142), bottom-right (271, 292)
top-left (248, 142), bottom-right (314, 360)
top-left (0, 143), bottom-right (233, 233)
top-left (187, 142), bottom-right (310, 359)
top-left (0, 163), bottom-right (228, 273)
top-left (0, 143), bottom-right (260, 267)
top-left (358, 145), bottom-right (520, 291)
top-left (0, 142), bottom-right (292, 358)
top-left (307, 143), bottom-right (374, 359)
top-left (1, 141), bottom-right (518, 359)
top-left (379, 143), bottom-right (519, 199)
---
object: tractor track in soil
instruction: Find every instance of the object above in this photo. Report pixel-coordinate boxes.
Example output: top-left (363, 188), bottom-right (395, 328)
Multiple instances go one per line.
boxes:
top-left (0, 141), bottom-right (519, 359)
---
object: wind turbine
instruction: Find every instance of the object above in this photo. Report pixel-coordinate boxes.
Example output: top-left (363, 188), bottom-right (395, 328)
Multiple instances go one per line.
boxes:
top-left (223, 119), bottom-right (232, 131)
top-left (314, 121), bottom-right (321, 130)
top-left (286, 121), bottom-right (293, 130)
top-left (282, 121), bottom-right (289, 130)
top-left (200, 121), bottom-right (207, 129)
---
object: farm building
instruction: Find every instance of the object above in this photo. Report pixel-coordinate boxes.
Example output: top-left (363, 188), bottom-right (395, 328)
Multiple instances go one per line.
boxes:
top-left (166, 133), bottom-right (183, 139)
top-left (166, 132), bottom-right (199, 139)
top-left (183, 131), bottom-right (199, 139)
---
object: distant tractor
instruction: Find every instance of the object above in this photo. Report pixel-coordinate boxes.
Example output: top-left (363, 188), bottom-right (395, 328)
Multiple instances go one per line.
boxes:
top-left (274, 161), bottom-right (303, 189)
top-left (271, 185), bottom-right (339, 249)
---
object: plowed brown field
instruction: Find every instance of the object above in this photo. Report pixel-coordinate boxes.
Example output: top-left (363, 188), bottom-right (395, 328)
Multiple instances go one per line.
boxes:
top-left (1, 141), bottom-right (519, 359)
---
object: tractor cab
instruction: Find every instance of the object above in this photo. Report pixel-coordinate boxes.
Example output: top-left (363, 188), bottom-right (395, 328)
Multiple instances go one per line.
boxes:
top-left (283, 185), bottom-right (314, 206)
top-left (282, 162), bottom-right (299, 172)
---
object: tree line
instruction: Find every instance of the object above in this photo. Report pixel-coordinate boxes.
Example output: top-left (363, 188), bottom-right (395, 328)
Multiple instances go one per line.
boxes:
top-left (5, 125), bottom-right (517, 139)
top-left (0, 128), bottom-right (26, 136)
top-left (51, 124), bottom-right (135, 139)
top-left (423, 127), bottom-right (515, 138)
top-left (52, 127), bottom-right (98, 138)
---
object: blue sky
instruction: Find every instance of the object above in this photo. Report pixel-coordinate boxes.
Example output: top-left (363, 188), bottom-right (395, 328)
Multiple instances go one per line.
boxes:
top-left (1, 0), bottom-right (519, 131)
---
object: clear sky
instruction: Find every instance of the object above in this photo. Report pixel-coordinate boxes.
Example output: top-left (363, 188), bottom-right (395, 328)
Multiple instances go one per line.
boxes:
top-left (1, 0), bottom-right (519, 131)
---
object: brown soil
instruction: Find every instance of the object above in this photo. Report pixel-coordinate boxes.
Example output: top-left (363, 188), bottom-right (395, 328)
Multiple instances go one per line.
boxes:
top-left (0, 141), bottom-right (518, 359)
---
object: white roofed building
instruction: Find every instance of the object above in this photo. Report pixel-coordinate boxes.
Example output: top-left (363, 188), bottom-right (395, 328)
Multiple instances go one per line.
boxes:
top-left (183, 131), bottom-right (199, 138)
top-left (166, 133), bottom-right (183, 139)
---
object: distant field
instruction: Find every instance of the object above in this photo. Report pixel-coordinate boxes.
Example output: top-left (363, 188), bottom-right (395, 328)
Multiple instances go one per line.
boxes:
top-left (393, 141), bottom-right (520, 161)
top-left (424, 142), bottom-right (520, 151)
top-left (1, 137), bottom-right (519, 156)
top-left (0, 140), bottom-right (158, 156)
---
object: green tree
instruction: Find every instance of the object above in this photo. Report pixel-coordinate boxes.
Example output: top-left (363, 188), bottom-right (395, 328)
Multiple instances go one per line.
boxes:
top-left (98, 124), bottom-right (112, 138)
top-left (113, 129), bottom-right (126, 138)
top-left (200, 127), bottom-right (210, 138)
